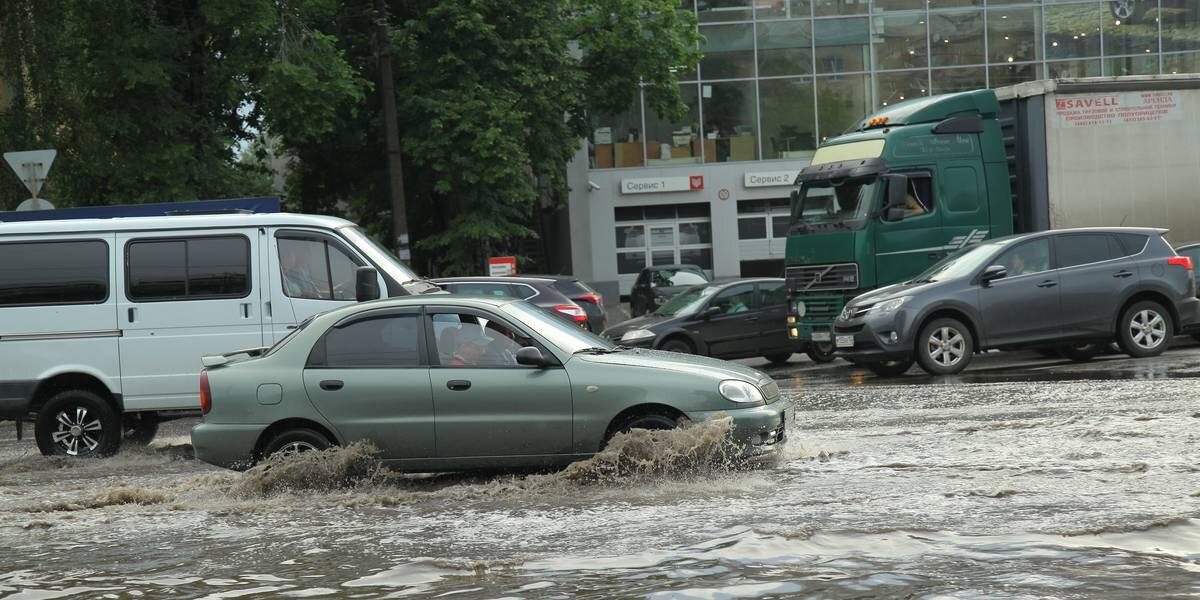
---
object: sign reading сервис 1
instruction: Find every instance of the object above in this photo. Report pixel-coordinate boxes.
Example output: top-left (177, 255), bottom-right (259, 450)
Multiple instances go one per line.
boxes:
top-left (620, 176), bottom-right (703, 194)
top-left (1052, 90), bottom-right (1182, 129)
top-left (744, 170), bottom-right (800, 188)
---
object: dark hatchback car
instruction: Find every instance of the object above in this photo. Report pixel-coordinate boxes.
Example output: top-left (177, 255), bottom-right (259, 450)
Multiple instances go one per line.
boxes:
top-left (603, 278), bottom-right (804, 363)
top-left (521, 274), bottom-right (608, 332)
top-left (629, 264), bottom-right (710, 317)
top-left (432, 277), bottom-right (589, 328)
top-left (833, 228), bottom-right (1199, 377)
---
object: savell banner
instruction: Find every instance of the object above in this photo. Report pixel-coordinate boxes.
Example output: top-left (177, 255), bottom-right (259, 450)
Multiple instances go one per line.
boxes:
top-left (1053, 90), bottom-right (1182, 128)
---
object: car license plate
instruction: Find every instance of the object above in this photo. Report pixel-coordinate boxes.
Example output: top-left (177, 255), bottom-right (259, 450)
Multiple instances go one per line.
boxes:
top-left (835, 334), bottom-right (855, 348)
top-left (812, 331), bottom-right (831, 342)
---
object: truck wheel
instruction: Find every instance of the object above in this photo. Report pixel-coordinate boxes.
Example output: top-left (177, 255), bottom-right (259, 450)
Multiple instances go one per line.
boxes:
top-left (915, 318), bottom-right (974, 375)
top-left (35, 390), bottom-right (121, 457)
top-left (1058, 343), bottom-right (1102, 363)
top-left (123, 415), bottom-right (160, 446)
top-left (865, 359), bottom-right (913, 377)
top-left (763, 352), bottom-right (792, 365)
top-left (806, 341), bottom-right (836, 363)
top-left (261, 428), bottom-right (331, 460)
top-left (1117, 301), bottom-right (1172, 358)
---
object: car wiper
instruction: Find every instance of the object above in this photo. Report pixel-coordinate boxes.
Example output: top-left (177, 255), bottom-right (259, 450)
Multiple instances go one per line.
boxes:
top-left (910, 277), bottom-right (935, 284)
top-left (573, 346), bottom-right (618, 354)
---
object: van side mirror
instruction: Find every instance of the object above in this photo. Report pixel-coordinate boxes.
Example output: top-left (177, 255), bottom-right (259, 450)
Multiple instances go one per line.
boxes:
top-left (355, 266), bottom-right (381, 301)
top-left (515, 346), bottom-right (548, 367)
top-left (980, 265), bottom-right (1007, 286)
top-left (884, 174), bottom-right (909, 209)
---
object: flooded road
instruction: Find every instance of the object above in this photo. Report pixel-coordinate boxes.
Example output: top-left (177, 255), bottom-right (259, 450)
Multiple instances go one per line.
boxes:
top-left (2, 347), bottom-right (1198, 598)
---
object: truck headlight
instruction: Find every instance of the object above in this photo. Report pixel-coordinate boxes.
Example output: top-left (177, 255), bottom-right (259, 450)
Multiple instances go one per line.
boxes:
top-left (794, 301), bottom-right (806, 317)
top-left (719, 380), bottom-right (764, 404)
top-left (621, 329), bottom-right (655, 343)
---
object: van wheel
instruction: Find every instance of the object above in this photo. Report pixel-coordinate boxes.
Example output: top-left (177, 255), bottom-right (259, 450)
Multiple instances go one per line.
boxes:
top-left (261, 428), bottom-right (331, 460)
top-left (1117, 301), bottom-right (1172, 358)
top-left (916, 318), bottom-right (974, 375)
top-left (865, 359), bottom-right (913, 377)
top-left (806, 341), bottom-right (836, 363)
top-left (763, 352), bottom-right (792, 365)
top-left (124, 414), bottom-right (160, 445)
top-left (35, 390), bottom-right (121, 457)
top-left (1058, 343), bottom-right (1102, 363)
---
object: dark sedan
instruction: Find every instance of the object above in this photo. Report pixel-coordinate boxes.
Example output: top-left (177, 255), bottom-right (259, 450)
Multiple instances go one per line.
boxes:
top-left (432, 276), bottom-right (589, 328)
top-left (521, 274), bottom-right (609, 332)
top-left (603, 278), bottom-right (804, 364)
top-left (629, 264), bottom-right (709, 317)
top-left (834, 227), bottom-right (1200, 377)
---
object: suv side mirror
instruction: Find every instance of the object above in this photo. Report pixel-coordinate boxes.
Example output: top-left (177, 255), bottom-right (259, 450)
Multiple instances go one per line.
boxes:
top-left (355, 266), bottom-right (381, 301)
top-left (515, 346), bottom-right (548, 367)
top-left (980, 265), bottom-right (1007, 286)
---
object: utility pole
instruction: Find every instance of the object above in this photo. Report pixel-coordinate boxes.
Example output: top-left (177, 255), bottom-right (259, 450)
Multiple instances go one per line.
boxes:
top-left (375, 0), bottom-right (410, 261)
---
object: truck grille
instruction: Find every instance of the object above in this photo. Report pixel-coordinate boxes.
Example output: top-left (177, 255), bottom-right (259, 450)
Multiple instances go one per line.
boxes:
top-left (802, 299), bottom-right (844, 320)
top-left (787, 263), bottom-right (859, 292)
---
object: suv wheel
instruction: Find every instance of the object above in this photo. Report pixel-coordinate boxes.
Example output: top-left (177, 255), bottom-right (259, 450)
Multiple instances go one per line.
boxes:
top-left (916, 318), bottom-right (974, 375)
top-left (1117, 301), bottom-right (1172, 357)
top-left (865, 359), bottom-right (913, 377)
top-left (35, 390), bottom-right (121, 457)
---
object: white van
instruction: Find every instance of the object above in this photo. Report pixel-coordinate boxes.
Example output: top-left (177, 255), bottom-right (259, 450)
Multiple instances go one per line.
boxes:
top-left (0, 212), bottom-right (434, 456)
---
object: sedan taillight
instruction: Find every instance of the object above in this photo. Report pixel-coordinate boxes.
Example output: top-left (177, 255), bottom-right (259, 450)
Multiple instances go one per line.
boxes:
top-left (199, 369), bottom-right (212, 415)
top-left (555, 304), bottom-right (589, 324)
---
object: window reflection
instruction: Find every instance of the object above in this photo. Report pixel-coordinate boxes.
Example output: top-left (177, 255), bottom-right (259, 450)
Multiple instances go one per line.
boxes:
top-left (1045, 3), bottom-right (1101, 60)
top-left (930, 10), bottom-right (985, 67)
top-left (875, 70), bottom-right (927, 108)
top-left (700, 23), bottom-right (755, 79)
top-left (755, 0), bottom-right (810, 20)
top-left (698, 0), bottom-right (751, 23)
top-left (872, 13), bottom-right (929, 71)
top-left (816, 74), bottom-right (869, 142)
top-left (757, 20), bottom-right (813, 77)
top-left (988, 7), bottom-right (1039, 64)
top-left (929, 67), bottom-right (985, 94)
top-left (813, 0), bottom-right (867, 17)
top-left (644, 83), bottom-right (701, 165)
top-left (1104, 15), bottom-right (1158, 58)
top-left (590, 100), bottom-right (643, 170)
top-left (1162, 4), bottom-right (1200, 52)
top-left (989, 62), bottom-right (1042, 88)
top-left (759, 77), bottom-right (816, 159)
top-left (701, 81), bottom-right (758, 162)
top-left (1106, 55), bottom-right (1159, 76)
top-left (1047, 59), bottom-right (1101, 78)
top-left (1164, 51), bottom-right (1200, 74)
top-left (815, 17), bottom-right (870, 73)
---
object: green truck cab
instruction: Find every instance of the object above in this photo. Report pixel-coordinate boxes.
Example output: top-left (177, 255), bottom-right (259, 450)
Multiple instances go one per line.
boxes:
top-left (785, 89), bottom-right (1014, 350)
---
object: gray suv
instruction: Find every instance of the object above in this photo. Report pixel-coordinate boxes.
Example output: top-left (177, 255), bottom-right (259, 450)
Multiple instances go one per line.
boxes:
top-left (833, 228), bottom-right (1199, 376)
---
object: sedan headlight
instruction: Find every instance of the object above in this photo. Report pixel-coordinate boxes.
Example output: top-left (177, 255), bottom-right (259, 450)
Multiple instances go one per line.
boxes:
top-left (621, 329), bottom-right (655, 342)
top-left (871, 296), bottom-right (910, 314)
top-left (719, 380), bottom-right (765, 404)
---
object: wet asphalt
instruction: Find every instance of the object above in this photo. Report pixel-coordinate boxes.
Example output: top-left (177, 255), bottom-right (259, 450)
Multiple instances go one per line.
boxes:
top-left (0, 340), bottom-right (1197, 598)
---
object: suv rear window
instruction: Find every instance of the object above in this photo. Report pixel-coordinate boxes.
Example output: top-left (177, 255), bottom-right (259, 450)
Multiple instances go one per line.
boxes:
top-left (552, 280), bottom-right (592, 297)
top-left (1115, 233), bottom-right (1149, 256)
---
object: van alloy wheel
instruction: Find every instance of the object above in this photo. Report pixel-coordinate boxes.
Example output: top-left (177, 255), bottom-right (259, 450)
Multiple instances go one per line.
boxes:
top-left (1129, 309), bottom-right (1167, 350)
top-left (926, 326), bottom-right (966, 368)
top-left (35, 390), bottom-right (121, 457)
top-left (51, 407), bottom-right (103, 456)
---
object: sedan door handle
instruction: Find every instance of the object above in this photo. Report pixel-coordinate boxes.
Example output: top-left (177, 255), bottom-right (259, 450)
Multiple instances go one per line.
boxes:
top-left (1113, 270), bottom-right (1134, 278)
top-left (1036, 280), bottom-right (1057, 288)
top-left (319, 380), bottom-right (344, 391)
top-left (446, 380), bottom-right (472, 391)
top-left (744, 316), bottom-right (759, 322)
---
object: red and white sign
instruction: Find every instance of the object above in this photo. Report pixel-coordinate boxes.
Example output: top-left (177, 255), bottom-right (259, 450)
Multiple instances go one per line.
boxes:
top-left (1053, 90), bottom-right (1182, 129)
top-left (487, 256), bottom-right (517, 277)
top-left (717, 188), bottom-right (730, 201)
top-left (621, 175), bottom-right (704, 194)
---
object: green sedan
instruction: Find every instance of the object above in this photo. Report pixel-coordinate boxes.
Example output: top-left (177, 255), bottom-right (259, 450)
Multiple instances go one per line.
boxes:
top-left (191, 296), bottom-right (792, 471)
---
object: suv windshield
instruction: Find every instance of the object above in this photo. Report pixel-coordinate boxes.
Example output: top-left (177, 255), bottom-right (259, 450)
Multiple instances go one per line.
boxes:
top-left (651, 269), bottom-right (707, 288)
top-left (911, 244), bottom-right (1001, 283)
top-left (654, 285), bottom-right (717, 317)
top-left (791, 177), bottom-right (879, 227)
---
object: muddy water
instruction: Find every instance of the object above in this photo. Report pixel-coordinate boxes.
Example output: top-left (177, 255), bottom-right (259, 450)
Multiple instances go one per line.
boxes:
top-left (1, 369), bottom-right (1198, 598)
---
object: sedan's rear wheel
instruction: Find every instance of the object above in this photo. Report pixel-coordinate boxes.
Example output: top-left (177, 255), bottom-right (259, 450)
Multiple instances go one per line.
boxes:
top-left (1117, 301), bottom-right (1172, 358)
top-left (35, 390), bottom-right (121, 457)
top-left (261, 428), bottom-right (331, 461)
top-left (915, 318), bottom-right (974, 375)
top-left (659, 338), bottom-right (694, 354)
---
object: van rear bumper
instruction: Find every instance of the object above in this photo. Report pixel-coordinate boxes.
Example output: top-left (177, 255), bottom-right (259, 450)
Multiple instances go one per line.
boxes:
top-left (0, 381), bottom-right (36, 419)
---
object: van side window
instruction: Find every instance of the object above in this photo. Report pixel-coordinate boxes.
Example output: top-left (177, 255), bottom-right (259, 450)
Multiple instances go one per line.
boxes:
top-left (278, 236), bottom-right (363, 301)
top-left (127, 236), bottom-right (249, 301)
top-left (0, 240), bottom-right (109, 306)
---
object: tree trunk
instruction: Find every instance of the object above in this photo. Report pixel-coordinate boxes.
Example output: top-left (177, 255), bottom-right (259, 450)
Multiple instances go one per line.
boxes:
top-left (375, 0), bottom-right (409, 260)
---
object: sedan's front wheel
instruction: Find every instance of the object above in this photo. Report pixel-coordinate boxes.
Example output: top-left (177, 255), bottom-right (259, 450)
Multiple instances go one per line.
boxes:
top-left (1117, 300), bottom-right (1172, 358)
top-left (915, 318), bottom-right (974, 375)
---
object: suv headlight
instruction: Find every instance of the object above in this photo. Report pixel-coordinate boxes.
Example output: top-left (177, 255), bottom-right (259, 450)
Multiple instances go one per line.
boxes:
top-left (621, 329), bottom-right (655, 342)
top-left (870, 296), bottom-right (910, 314)
top-left (719, 380), bottom-right (764, 404)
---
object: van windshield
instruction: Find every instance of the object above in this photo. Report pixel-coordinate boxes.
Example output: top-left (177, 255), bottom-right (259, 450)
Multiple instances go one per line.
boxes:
top-left (339, 226), bottom-right (421, 285)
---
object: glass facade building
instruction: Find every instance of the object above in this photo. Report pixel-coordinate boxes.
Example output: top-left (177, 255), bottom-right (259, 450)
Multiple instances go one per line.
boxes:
top-left (588, 0), bottom-right (1200, 170)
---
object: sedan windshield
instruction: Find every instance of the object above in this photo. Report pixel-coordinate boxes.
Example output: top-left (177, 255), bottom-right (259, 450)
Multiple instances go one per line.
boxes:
top-left (502, 301), bottom-right (615, 353)
top-left (911, 244), bottom-right (1001, 283)
top-left (792, 178), bottom-right (879, 226)
top-left (654, 285), bottom-right (717, 317)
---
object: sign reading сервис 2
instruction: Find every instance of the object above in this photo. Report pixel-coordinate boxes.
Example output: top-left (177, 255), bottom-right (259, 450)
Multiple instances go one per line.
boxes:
top-left (620, 176), bottom-right (703, 194)
top-left (1052, 90), bottom-right (1182, 129)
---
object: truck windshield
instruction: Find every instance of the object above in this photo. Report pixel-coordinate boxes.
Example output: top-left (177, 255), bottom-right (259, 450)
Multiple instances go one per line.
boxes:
top-left (792, 178), bottom-right (878, 228)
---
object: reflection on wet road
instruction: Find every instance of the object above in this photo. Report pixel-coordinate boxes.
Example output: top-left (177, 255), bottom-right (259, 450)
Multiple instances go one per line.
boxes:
top-left (2, 346), bottom-right (1198, 598)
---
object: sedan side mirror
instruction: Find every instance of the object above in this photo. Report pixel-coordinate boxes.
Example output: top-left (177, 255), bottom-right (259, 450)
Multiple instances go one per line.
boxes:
top-left (355, 266), bottom-right (381, 301)
top-left (980, 265), bottom-right (1007, 286)
top-left (515, 346), bottom-right (548, 367)
top-left (700, 305), bottom-right (722, 320)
